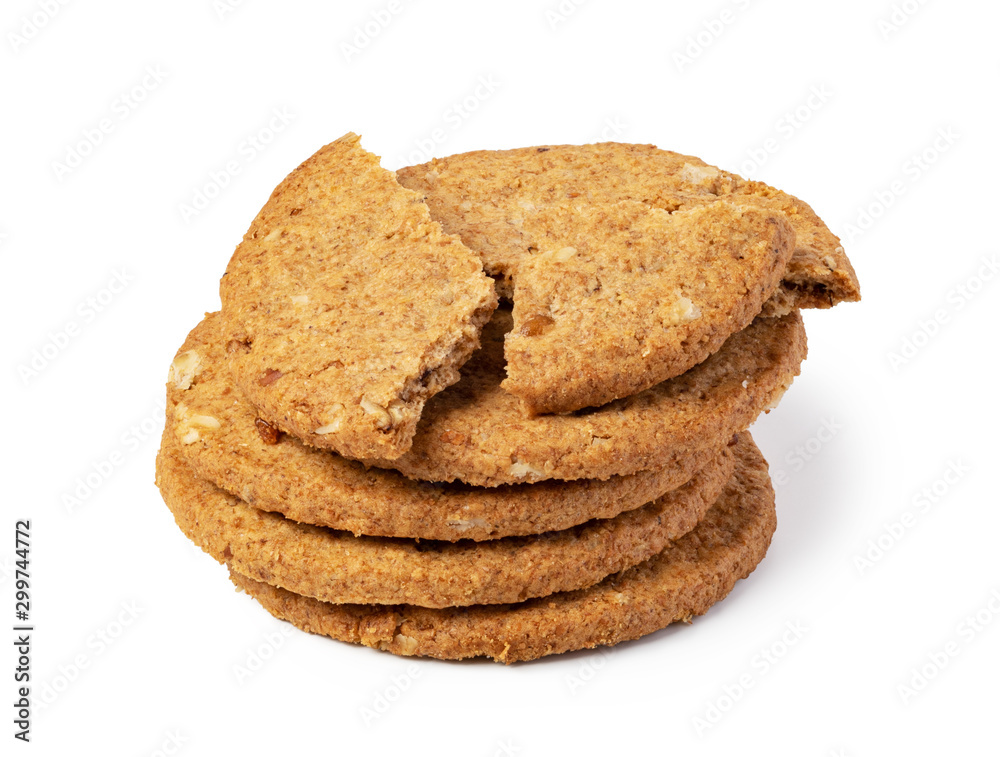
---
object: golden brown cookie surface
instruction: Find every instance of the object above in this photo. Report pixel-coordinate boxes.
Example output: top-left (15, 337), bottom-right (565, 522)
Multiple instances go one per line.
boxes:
top-left (167, 312), bottom-right (720, 541)
top-left (227, 434), bottom-right (776, 663)
top-left (220, 133), bottom-right (497, 461)
top-left (397, 142), bottom-right (860, 315)
top-left (504, 199), bottom-right (795, 413)
top-left (365, 307), bottom-right (807, 486)
top-left (156, 428), bottom-right (739, 609)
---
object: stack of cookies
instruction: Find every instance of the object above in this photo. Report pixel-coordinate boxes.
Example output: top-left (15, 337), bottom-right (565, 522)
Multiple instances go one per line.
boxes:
top-left (155, 134), bottom-right (859, 663)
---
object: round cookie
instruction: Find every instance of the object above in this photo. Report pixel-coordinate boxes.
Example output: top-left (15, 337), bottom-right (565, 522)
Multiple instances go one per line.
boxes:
top-left (503, 199), bottom-right (796, 413)
top-left (365, 306), bottom-right (807, 486)
top-left (167, 313), bottom-right (721, 541)
top-left (156, 427), bottom-right (738, 609)
top-left (227, 435), bottom-right (777, 663)
top-left (220, 132), bottom-right (497, 462)
top-left (396, 142), bottom-right (861, 316)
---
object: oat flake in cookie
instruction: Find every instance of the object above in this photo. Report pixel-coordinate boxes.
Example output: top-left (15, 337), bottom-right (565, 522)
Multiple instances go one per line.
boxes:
top-left (220, 133), bottom-right (497, 461)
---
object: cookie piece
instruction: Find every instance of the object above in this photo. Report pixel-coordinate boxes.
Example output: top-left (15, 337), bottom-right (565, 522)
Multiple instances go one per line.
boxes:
top-left (228, 435), bottom-right (776, 662)
top-left (156, 428), bottom-right (737, 608)
top-left (220, 132), bottom-right (497, 461)
top-left (168, 313), bottom-right (720, 541)
top-left (396, 142), bottom-right (860, 315)
top-left (506, 200), bottom-right (795, 413)
top-left (365, 306), bottom-right (806, 486)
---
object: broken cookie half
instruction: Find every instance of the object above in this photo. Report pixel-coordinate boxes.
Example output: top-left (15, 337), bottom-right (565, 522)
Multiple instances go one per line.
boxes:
top-left (220, 133), bottom-right (498, 460)
top-left (397, 141), bottom-right (860, 414)
top-left (504, 199), bottom-right (795, 414)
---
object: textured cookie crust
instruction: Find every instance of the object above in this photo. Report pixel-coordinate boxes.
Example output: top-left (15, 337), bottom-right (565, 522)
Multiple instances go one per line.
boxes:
top-left (365, 306), bottom-right (807, 486)
top-left (396, 142), bottom-right (860, 315)
top-left (220, 133), bottom-right (497, 461)
top-left (505, 200), bottom-right (795, 413)
top-left (228, 434), bottom-right (776, 663)
top-left (156, 428), bottom-right (737, 608)
top-left (167, 312), bottom-right (721, 541)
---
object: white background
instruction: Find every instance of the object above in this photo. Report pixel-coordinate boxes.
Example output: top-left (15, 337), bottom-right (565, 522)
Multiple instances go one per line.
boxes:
top-left (3, 0), bottom-right (998, 754)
